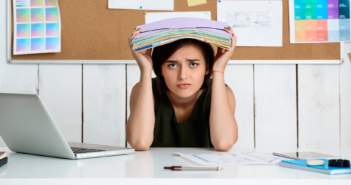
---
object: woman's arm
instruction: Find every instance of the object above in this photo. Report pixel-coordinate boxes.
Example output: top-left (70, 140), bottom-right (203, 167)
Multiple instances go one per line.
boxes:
top-left (209, 26), bottom-right (238, 151)
top-left (210, 74), bottom-right (238, 151)
top-left (126, 28), bottom-right (155, 151)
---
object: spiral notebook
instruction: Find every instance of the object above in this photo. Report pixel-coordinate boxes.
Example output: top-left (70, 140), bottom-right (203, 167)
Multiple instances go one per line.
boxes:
top-left (278, 159), bottom-right (351, 175)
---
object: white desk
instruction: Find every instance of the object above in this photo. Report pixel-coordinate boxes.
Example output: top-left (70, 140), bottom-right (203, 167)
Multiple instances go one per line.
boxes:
top-left (0, 147), bottom-right (350, 184)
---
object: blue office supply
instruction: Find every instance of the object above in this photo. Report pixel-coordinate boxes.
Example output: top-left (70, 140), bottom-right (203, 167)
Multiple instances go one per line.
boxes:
top-left (278, 159), bottom-right (351, 175)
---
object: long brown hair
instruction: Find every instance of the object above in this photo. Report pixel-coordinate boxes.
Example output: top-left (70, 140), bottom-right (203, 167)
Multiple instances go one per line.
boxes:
top-left (152, 39), bottom-right (214, 94)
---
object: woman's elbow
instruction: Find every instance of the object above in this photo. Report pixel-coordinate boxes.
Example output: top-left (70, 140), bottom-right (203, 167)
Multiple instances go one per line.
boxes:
top-left (213, 137), bottom-right (238, 151)
top-left (128, 140), bottom-right (152, 151)
top-left (214, 142), bottom-right (234, 151)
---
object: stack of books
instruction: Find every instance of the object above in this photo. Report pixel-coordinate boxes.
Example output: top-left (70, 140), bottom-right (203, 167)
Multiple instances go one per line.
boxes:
top-left (132, 17), bottom-right (232, 52)
top-left (0, 152), bottom-right (7, 168)
top-left (278, 159), bottom-right (351, 175)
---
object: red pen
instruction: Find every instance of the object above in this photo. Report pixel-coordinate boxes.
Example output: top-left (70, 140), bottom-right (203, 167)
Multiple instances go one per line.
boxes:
top-left (164, 166), bottom-right (222, 171)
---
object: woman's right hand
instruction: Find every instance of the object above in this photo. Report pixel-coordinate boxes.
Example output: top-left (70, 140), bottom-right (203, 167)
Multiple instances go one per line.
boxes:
top-left (128, 28), bottom-right (153, 72)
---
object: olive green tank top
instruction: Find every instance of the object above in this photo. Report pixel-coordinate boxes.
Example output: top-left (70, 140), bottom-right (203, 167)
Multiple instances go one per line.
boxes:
top-left (150, 78), bottom-right (214, 148)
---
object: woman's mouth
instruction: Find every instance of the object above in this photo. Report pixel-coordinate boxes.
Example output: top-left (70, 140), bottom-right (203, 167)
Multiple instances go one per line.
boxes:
top-left (177, 83), bottom-right (191, 89)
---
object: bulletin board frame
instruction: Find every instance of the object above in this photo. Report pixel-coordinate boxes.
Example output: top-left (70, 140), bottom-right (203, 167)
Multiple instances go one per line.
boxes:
top-left (7, 0), bottom-right (343, 64)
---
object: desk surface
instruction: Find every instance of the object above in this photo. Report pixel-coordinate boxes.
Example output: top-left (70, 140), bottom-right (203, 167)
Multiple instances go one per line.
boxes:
top-left (0, 147), bottom-right (351, 179)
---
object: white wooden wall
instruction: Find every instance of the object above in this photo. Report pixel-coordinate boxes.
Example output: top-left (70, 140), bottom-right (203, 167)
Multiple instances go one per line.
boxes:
top-left (1, 0), bottom-right (351, 148)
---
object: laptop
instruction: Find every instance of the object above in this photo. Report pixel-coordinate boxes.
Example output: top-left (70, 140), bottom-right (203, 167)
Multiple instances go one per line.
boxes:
top-left (0, 93), bottom-right (134, 159)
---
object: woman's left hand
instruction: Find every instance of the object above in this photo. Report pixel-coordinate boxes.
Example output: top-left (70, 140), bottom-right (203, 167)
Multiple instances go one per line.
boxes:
top-left (212, 27), bottom-right (237, 72)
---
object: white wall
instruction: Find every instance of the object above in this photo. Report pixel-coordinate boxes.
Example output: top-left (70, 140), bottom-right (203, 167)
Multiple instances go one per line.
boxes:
top-left (1, 0), bottom-right (350, 149)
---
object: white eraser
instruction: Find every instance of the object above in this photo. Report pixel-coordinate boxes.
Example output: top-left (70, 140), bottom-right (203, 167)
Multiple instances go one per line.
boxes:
top-left (307, 159), bottom-right (325, 166)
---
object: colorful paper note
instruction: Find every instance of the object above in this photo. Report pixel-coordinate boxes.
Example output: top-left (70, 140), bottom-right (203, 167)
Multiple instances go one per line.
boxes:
top-left (187, 0), bottom-right (207, 7)
top-left (289, 0), bottom-right (351, 43)
top-left (13, 0), bottom-right (61, 55)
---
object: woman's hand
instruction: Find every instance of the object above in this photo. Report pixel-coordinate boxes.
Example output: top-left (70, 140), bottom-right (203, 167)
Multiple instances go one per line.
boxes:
top-left (128, 28), bottom-right (153, 72)
top-left (212, 27), bottom-right (237, 72)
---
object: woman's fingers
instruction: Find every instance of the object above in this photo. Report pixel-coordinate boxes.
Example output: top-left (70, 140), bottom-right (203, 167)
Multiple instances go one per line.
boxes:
top-left (145, 48), bottom-right (152, 56)
top-left (131, 28), bottom-right (142, 38)
top-left (129, 28), bottom-right (142, 49)
top-left (224, 26), bottom-right (237, 51)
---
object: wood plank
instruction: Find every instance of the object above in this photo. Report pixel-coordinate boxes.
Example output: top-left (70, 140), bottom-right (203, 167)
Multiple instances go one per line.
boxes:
top-left (298, 65), bottom-right (340, 149)
top-left (340, 43), bottom-right (351, 149)
top-left (83, 65), bottom-right (126, 147)
top-left (224, 65), bottom-right (254, 148)
top-left (39, 65), bottom-right (82, 143)
top-left (254, 65), bottom-right (297, 148)
top-left (0, 0), bottom-right (38, 147)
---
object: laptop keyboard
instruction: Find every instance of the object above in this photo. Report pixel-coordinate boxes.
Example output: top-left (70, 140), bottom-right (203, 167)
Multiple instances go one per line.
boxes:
top-left (70, 147), bottom-right (106, 154)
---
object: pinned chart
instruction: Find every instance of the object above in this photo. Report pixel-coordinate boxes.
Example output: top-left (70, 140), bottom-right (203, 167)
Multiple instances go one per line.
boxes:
top-left (13, 0), bottom-right (61, 55)
top-left (289, 0), bottom-right (350, 43)
top-left (217, 1), bottom-right (283, 47)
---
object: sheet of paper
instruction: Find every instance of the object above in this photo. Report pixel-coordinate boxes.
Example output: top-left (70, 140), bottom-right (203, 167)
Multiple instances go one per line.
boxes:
top-left (289, 0), bottom-right (351, 43)
top-left (108, 0), bottom-right (174, 11)
top-left (145, 11), bottom-right (211, 24)
top-left (13, 0), bottom-right (61, 55)
top-left (175, 151), bottom-right (289, 166)
top-left (217, 0), bottom-right (282, 46)
top-left (187, 0), bottom-right (207, 7)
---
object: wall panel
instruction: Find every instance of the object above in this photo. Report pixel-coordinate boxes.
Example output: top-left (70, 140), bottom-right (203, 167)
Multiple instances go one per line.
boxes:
top-left (254, 65), bottom-right (297, 148)
top-left (39, 65), bottom-right (82, 143)
top-left (224, 65), bottom-right (254, 148)
top-left (298, 65), bottom-right (340, 149)
top-left (0, 2), bottom-right (38, 147)
top-left (83, 65), bottom-right (126, 147)
top-left (340, 43), bottom-right (351, 149)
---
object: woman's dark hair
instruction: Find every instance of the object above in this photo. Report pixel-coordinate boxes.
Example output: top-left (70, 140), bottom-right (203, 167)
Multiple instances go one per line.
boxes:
top-left (152, 39), bottom-right (214, 95)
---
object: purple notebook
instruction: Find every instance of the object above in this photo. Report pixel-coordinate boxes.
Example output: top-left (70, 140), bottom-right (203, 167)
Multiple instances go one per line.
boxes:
top-left (134, 17), bottom-right (231, 39)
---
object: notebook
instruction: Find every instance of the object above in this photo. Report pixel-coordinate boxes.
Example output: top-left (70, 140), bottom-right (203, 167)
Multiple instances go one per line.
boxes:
top-left (278, 159), bottom-right (351, 175)
top-left (0, 152), bottom-right (6, 160)
top-left (0, 152), bottom-right (7, 168)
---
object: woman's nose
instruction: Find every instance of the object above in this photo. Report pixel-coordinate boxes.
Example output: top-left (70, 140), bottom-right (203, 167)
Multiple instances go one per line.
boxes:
top-left (178, 65), bottom-right (188, 80)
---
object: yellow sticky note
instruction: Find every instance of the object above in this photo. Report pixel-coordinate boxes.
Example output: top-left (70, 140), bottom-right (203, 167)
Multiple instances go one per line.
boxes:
top-left (187, 0), bottom-right (207, 7)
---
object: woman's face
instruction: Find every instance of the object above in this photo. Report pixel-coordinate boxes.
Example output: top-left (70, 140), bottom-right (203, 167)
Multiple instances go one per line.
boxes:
top-left (161, 44), bottom-right (209, 98)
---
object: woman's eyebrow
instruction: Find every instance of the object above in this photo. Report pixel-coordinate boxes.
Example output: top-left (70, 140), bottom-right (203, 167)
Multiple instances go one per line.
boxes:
top-left (165, 60), bottom-right (178, 63)
top-left (186, 59), bottom-right (200, 62)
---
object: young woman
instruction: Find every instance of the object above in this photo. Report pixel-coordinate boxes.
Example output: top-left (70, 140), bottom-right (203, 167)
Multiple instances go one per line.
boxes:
top-left (127, 26), bottom-right (238, 151)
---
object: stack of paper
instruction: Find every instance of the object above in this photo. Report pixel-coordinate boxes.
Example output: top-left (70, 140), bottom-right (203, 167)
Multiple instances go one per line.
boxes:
top-left (176, 151), bottom-right (289, 166)
top-left (132, 17), bottom-right (232, 52)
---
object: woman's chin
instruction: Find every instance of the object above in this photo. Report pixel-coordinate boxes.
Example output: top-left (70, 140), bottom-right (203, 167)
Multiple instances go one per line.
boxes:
top-left (171, 89), bottom-right (198, 98)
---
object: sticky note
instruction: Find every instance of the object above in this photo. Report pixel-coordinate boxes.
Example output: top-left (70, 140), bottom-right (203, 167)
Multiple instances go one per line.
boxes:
top-left (46, 23), bottom-right (60, 36)
top-left (17, 24), bottom-right (30, 37)
top-left (16, 38), bottom-right (30, 52)
top-left (31, 23), bottom-right (45, 36)
top-left (31, 0), bottom-right (44, 6)
top-left (45, 0), bottom-right (58, 6)
top-left (187, 0), bottom-right (207, 7)
top-left (46, 37), bottom-right (59, 50)
top-left (31, 38), bottom-right (44, 51)
top-left (31, 8), bottom-right (44, 22)
top-left (45, 7), bottom-right (59, 21)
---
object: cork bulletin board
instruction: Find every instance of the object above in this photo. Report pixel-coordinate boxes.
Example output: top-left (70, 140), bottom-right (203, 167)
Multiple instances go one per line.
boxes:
top-left (9, 0), bottom-right (341, 63)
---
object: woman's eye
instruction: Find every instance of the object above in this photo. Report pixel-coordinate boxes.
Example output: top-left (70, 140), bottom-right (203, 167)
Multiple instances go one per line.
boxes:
top-left (190, 63), bottom-right (198, 67)
top-left (168, 64), bottom-right (177, 68)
